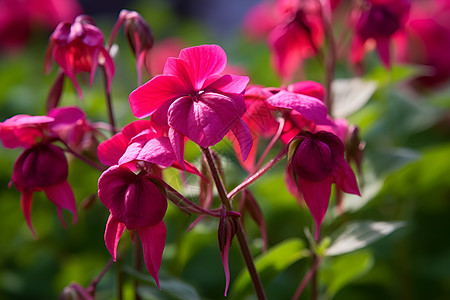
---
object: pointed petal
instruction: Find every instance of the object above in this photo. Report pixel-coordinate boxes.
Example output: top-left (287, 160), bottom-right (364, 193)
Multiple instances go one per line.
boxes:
top-left (297, 176), bottom-right (333, 240)
top-left (138, 221), bottom-right (167, 289)
top-left (231, 119), bottom-right (253, 162)
top-left (100, 48), bottom-right (116, 93)
top-left (129, 75), bottom-right (186, 118)
top-left (98, 166), bottom-right (167, 228)
top-left (169, 127), bottom-right (185, 168)
top-left (44, 180), bottom-right (77, 226)
top-left (97, 133), bottom-right (129, 166)
top-left (376, 36), bottom-right (391, 69)
top-left (104, 214), bottom-right (126, 261)
top-left (267, 90), bottom-right (328, 124)
top-left (179, 45), bottom-right (227, 90)
top-left (350, 35), bottom-right (366, 65)
top-left (334, 157), bottom-right (361, 196)
top-left (20, 190), bottom-right (36, 239)
top-left (122, 120), bottom-right (155, 139)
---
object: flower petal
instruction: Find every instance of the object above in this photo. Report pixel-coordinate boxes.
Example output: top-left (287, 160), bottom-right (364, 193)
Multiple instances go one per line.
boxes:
top-left (178, 45), bottom-right (227, 90)
top-left (44, 180), bottom-right (77, 226)
top-left (230, 119), bottom-right (253, 162)
top-left (267, 90), bottom-right (329, 124)
top-left (97, 133), bottom-right (129, 166)
top-left (297, 176), bottom-right (333, 240)
top-left (119, 135), bottom-right (176, 168)
top-left (206, 74), bottom-right (249, 95)
top-left (168, 93), bottom-right (241, 147)
top-left (169, 127), bottom-right (185, 168)
top-left (20, 190), bottom-right (36, 239)
top-left (98, 166), bottom-right (167, 228)
top-left (334, 157), bottom-right (361, 196)
top-left (137, 221), bottom-right (167, 289)
top-left (129, 75), bottom-right (186, 118)
top-left (104, 214), bottom-right (126, 261)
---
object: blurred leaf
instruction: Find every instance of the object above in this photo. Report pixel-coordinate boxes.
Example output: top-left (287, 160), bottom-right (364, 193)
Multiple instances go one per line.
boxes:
top-left (230, 238), bottom-right (308, 299)
top-left (369, 147), bottom-right (420, 175)
top-left (123, 266), bottom-right (201, 300)
top-left (320, 249), bottom-right (374, 298)
top-left (326, 221), bottom-right (405, 256)
top-left (332, 78), bottom-right (377, 118)
top-left (365, 64), bottom-right (432, 87)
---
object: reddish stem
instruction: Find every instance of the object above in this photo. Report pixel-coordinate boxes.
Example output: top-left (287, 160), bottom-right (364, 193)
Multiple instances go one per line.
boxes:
top-left (201, 147), bottom-right (267, 300)
top-left (291, 255), bottom-right (322, 300)
top-left (228, 144), bottom-right (289, 200)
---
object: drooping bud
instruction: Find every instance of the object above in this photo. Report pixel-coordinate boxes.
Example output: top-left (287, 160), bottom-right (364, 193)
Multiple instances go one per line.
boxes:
top-left (109, 9), bottom-right (154, 85)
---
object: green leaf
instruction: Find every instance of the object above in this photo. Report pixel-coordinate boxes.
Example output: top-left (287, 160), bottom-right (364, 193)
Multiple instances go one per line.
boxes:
top-left (331, 78), bottom-right (377, 118)
top-left (320, 249), bottom-right (374, 298)
top-left (123, 266), bottom-right (201, 300)
top-left (230, 238), bottom-right (308, 299)
top-left (326, 221), bottom-right (405, 256)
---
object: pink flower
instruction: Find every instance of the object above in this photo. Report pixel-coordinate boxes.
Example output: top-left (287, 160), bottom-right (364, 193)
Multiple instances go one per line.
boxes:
top-left (289, 131), bottom-right (360, 240)
top-left (0, 107), bottom-right (85, 237)
top-left (396, 0), bottom-right (450, 88)
top-left (109, 9), bottom-right (154, 85)
top-left (350, 0), bottom-right (411, 68)
top-left (45, 15), bottom-right (115, 99)
top-left (97, 120), bottom-right (202, 176)
top-left (129, 45), bottom-right (253, 165)
top-left (0, 0), bottom-right (82, 52)
top-left (238, 81), bottom-right (328, 172)
top-left (244, 0), bottom-right (324, 81)
top-left (98, 165), bottom-right (167, 288)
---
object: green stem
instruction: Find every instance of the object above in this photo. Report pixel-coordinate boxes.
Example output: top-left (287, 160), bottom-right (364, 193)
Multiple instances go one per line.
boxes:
top-left (201, 147), bottom-right (267, 300)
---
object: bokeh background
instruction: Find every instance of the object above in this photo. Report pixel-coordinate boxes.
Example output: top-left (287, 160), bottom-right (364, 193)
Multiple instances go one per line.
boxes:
top-left (1, 0), bottom-right (450, 299)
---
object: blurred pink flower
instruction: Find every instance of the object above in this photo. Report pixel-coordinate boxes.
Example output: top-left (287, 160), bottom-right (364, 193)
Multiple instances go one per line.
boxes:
top-left (350, 0), bottom-right (411, 68)
top-left (0, 0), bottom-right (82, 52)
top-left (289, 131), bottom-right (360, 240)
top-left (129, 45), bottom-right (252, 165)
top-left (45, 15), bottom-right (115, 99)
top-left (396, 0), bottom-right (450, 88)
top-left (244, 0), bottom-right (324, 81)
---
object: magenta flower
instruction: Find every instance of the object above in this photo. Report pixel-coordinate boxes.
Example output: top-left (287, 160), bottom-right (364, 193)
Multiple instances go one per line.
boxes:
top-left (45, 15), bottom-right (115, 99)
top-left (109, 9), bottom-right (154, 85)
top-left (98, 165), bottom-right (167, 288)
top-left (97, 120), bottom-right (202, 176)
top-left (350, 0), bottom-right (411, 68)
top-left (0, 107), bottom-right (85, 237)
top-left (244, 0), bottom-right (324, 81)
top-left (289, 131), bottom-right (360, 240)
top-left (0, 0), bottom-right (82, 52)
top-left (238, 81), bottom-right (329, 172)
top-left (129, 44), bottom-right (252, 165)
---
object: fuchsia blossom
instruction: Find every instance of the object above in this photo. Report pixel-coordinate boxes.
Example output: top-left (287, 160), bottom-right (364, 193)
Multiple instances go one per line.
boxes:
top-left (45, 15), bottom-right (115, 99)
top-left (98, 165), bottom-right (167, 288)
top-left (350, 0), bottom-right (411, 68)
top-left (97, 120), bottom-right (205, 287)
top-left (129, 45), bottom-right (253, 165)
top-left (240, 81), bottom-right (329, 172)
top-left (244, 0), bottom-right (324, 81)
top-left (288, 131), bottom-right (360, 240)
top-left (0, 106), bottom-right (85, 237)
